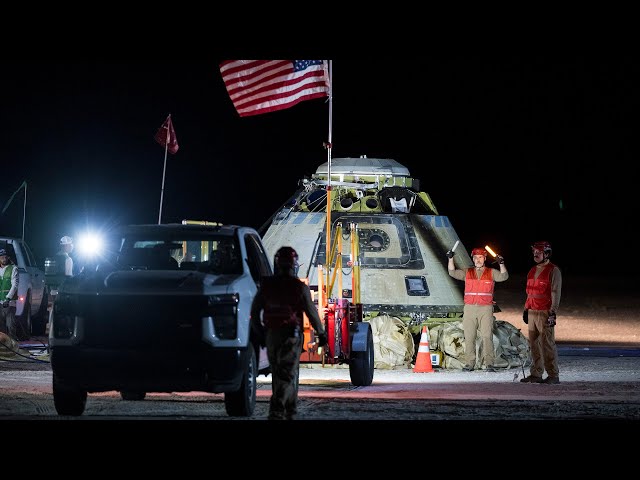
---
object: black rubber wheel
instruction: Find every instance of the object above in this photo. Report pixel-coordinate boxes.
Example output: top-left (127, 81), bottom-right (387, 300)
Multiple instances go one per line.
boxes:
top-left (15, 298), bottom-right (32, 341)
top-left (31, 290), bottom-right (49, 337)
top-left (53, 374), bottom-right (87, 416)
top-left (224, 347), bottom-right (257, 417)
top-left (349, 323), bottom-right (375, 387)
top-left (120, 391), bottom-right (146, 401)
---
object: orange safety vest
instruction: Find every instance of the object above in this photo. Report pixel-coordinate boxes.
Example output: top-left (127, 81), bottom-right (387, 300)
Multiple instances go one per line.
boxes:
top-left (464, 267), bottom-right (494, 305)
top-left (261, 276), bottom-right (306, 329)
top-left (524, 262), bottom-right (555, 310)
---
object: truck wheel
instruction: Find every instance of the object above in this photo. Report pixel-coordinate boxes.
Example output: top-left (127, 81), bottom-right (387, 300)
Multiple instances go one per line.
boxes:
top-left (31, 290), bottom-right (49, 337)
top-left (53, 374), bottom-right (87, 416)
top-left (120, 391), bottom-right (146, 401)
top-left (349, 323), bottom-right (375, 387)
top-left (15, 298), bottom-right (32, 341)
top-left (224, 347), bottom-right (257, 417)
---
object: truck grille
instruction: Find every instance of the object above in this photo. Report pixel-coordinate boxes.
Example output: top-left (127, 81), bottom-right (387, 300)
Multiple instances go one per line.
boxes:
top-left (80, 295), bottom-right (208, 348)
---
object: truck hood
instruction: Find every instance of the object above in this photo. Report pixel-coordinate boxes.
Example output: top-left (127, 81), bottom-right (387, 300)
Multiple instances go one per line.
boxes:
top-left (59, 270), bottom-right (241, 296)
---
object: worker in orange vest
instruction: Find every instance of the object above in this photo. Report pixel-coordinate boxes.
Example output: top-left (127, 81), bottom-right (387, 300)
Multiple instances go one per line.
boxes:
top-left (448, 247), bottom-right (508, 372)
top-left (520, 241), bottom-right (562, 384)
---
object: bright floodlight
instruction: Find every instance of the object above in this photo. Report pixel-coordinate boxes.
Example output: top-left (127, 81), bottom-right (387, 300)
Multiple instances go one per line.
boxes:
top-left (77, 233), bottom-right (104, 257)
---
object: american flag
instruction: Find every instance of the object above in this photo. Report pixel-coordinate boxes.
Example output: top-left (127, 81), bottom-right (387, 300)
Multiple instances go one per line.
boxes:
top-left (220, 60), bottom-right (330, 117)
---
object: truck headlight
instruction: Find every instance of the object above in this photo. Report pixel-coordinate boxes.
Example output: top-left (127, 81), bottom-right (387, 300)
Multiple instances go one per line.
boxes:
top-left (208, 293), bottom-right (239, 339)
top-left (52, 313), bottom-right (77, 339)
top-left (52, 294), bottom-right (79, 339)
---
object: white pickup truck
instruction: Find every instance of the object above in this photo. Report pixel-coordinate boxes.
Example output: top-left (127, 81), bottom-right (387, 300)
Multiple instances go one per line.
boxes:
top-left (0, 236), bottom-right (49, 339)
top-left (50, 222), bottom-right (273, 416)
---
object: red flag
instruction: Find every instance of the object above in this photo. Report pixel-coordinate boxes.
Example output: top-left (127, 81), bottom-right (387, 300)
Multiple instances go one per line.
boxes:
top-left (154, 114), bottom-right (179, 154)
top-left (219, 60), bottom-right (330, 117)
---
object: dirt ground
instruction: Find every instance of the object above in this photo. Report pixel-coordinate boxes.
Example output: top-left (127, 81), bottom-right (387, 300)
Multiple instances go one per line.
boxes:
top-left (495, 272), bottom-right (640, 347)
top-left (1, 272), bottom-right (638, 427)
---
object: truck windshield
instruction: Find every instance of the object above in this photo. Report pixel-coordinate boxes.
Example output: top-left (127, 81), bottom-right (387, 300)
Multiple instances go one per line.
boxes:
top-left (117, 235), bottom-right (242, 274)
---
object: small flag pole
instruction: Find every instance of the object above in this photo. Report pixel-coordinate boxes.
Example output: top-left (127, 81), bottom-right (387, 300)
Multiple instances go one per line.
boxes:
top-left (157, 114), bottom-right (171, 224)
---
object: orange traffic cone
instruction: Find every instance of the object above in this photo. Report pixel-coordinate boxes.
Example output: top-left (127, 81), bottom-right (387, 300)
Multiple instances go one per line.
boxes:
top-left (414, 326), bottom-right (434, 373)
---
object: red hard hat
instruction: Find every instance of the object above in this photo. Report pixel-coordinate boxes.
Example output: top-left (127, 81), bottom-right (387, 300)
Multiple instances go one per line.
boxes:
top-left (531, 241), bottom-right (552, 253)
top-left (471, 248), bottom-right (487, 257)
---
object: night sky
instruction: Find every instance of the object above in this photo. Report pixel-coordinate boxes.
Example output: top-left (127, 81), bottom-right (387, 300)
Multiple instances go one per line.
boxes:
top-left (2, 57), bottom-right (638, 275)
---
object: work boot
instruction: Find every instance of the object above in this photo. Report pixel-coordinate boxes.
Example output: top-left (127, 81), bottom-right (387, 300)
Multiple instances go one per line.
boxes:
top-left (285, 409), bottom-right (297, 420)
top-left (520, 375), bottom-right (543, 383)
top-left (268, 411), bottom-right (285, 420)
top-left (484, 365), bottom-right (496, 372)
top-left (542, 376), bottom-right (560, 384)
top-left (462, 364), bottom-right (474, 372)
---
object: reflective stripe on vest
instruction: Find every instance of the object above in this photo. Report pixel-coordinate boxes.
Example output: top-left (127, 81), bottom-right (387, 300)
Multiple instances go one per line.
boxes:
top-left (464, 267), bottom-right (494, 305)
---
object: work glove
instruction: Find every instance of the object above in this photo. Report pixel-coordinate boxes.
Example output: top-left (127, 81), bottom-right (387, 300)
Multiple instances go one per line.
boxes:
top-left (446, 250), bottom-right (454, 259)
top-left (317, 332), bottom-right (328, 347)
top-left (1, 300), bottom-right (9, 308)
top-left (522, 309), bottom-right (529, 324)
top-left (547, 311), bottom-right (557, 327)
top-left (496, 255), bottom-right (505, 265)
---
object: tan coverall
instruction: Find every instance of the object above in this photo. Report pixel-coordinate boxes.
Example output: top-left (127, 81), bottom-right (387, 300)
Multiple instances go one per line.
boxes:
top-left (526, 262), bottom-right (562, 379)
top-left (449, 266), bottom-right (509, 368)
top-left (251, 274), bottom-right (325, 420)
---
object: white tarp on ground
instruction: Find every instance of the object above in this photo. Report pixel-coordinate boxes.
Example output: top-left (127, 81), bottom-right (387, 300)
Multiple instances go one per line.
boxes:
top-left (367, 315), bottom-right (415, 369)
top-left (0, 333), bottom-right (19, 359)
top-left (0, 332), bottom-right (38, 360)
top-left (366, 317), bottom-right (530, 370)
top-left (425, 319), bottom-right (530, 369)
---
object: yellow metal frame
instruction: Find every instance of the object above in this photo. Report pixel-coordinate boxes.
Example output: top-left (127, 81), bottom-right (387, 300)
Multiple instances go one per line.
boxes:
top-left (321, 221), bottom-right (361, 307)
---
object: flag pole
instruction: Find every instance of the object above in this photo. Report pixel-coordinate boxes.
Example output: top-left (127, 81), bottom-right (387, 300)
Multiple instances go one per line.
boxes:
top-left (325, 60), bottom-right (333, 298)
top-left (158, 115), bottom-right (170, 225)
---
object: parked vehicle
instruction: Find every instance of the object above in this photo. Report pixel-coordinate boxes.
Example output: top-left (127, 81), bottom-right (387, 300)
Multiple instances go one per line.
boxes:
top-left (0, 236), bottom-right (48, 339)
top-left (49, 222), bottom-right (272, 417)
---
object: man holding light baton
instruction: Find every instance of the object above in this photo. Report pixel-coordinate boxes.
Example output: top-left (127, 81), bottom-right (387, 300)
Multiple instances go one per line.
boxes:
top-left (447, 243), bottom-right (509, 372)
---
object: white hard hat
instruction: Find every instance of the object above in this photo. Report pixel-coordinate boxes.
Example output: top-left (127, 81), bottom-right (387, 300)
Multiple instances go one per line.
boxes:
top-left (60, 236), bottom-right (73, 245)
